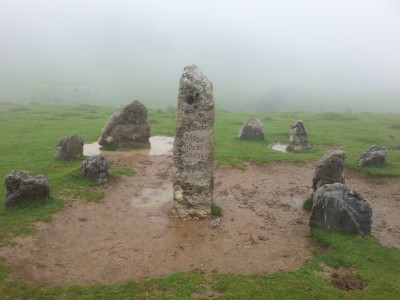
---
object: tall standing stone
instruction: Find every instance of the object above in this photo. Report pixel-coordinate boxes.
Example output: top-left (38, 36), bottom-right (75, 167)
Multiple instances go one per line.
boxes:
top-left (171, 65), bottom-right (215, 219)
top-left (289, 120), bottom-right (310, 150)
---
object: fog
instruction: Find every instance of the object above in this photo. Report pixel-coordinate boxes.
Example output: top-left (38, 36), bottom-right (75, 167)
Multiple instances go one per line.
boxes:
top-left (1, 0), bottom-right (400, 112)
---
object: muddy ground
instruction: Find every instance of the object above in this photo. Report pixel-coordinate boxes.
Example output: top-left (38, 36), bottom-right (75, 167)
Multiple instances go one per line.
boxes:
top-left (0, 152), bottom-right (399, 285)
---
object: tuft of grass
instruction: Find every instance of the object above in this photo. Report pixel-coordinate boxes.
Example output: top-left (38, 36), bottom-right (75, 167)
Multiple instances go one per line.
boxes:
top-left (303, 197), bottom-right (313, 211)
top-left (211, 204), bottom-right (222, 217)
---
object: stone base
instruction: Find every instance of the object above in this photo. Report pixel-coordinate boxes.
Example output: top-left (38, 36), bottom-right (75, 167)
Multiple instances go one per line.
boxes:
top-left (169, 203), bottom-right (211, 220)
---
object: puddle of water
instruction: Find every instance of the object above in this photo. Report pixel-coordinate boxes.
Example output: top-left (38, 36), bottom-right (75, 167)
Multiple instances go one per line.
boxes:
top-left (83, 136), bottom-right (174, 157)
top-left (149, 136), bottom-right (174, 155)
top-left (131, 186), bottom-right (173, 208)
top-left (270, 143), bottom-right (288, 153)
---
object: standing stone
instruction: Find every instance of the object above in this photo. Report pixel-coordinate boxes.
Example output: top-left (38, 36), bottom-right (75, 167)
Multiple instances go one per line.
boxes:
top-left (4, 170), bottom-right (50, 206)
top-left (310, 183), bottom-right (372, 236)
top-left (80, 154), bottom-right (109, 182)
top-left (55, 135), bottom-right (84, 160)
top-left (171, 65), bottom-right (215, 219)
top-left (98, 100), bottom-right (150, 149)
top-left (238, 118), bottom-right (265, 140)
top-left (312, 151), bottom-right (346, 192)
top-left (358, 145), bottom-right (387, 167)
top-left (289, 120), bottom-right (310, 150)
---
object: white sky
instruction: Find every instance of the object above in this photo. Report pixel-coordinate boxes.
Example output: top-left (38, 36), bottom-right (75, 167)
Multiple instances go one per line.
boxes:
top-left (1, 0), bottom-right (399, 110)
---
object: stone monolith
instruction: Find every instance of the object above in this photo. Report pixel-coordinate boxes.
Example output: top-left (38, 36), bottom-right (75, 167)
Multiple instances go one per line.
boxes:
top-left (171, 65), bottom-right (215, 219)
top-left (289, 120), bottom-right (310, 150)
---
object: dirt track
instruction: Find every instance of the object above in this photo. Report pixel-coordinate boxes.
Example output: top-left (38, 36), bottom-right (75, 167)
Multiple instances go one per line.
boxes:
top-left (0, 153), bottom-right (399, 285)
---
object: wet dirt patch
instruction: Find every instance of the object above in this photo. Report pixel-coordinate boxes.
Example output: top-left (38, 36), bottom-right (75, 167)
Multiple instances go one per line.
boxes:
top-left (331, 268), bottom-right (366, 291)
top-left (0, 156), bottom-right (399, 285)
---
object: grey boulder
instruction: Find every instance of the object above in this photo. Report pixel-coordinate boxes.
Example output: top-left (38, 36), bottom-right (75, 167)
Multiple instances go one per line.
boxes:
top-left (312, 151), bottom-right (346, 192)
top-left (310, 183), bottom-right (372, 236)
top-left (238, 118), bottom-right (265, 140)
top-left (98, 100), bottom-right (151, 149)
top-left (55, 134), bottom-right (84, 160)
top-left (80, 154), bottom-right (109, 182)
top-left (5, 170), bottom-right (50, 206)
top-left (358, 145), bottom-right (387, 167)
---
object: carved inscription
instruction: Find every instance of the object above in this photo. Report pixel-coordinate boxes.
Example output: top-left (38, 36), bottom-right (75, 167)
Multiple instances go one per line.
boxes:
top-left (181, 131), bottom-right (212, 163)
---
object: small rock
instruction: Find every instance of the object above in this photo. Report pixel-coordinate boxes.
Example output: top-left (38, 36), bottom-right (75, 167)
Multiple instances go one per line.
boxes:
top-left (238, 118), bottom-right (265, 140)
top-left (358, 145), bottom-right (387, 167)
top-left (4, 170), bottom-right (50, 206)
top-left (55, 134), bottom-right (84, 160)
top-left (80, 154), bottom-right (109, 182)
top-left (209, 217), bottom-right (221, 229)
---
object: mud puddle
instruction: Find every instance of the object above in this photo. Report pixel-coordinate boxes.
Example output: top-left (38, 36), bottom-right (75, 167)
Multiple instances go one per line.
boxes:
top-left (269, 143), bottom-right (288, 153)
top-left (83, 135), bottom-right (174, 156)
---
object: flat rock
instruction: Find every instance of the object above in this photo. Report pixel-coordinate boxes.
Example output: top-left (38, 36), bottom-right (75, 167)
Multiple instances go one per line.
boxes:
top-left (4, 170), bottom-right (50, 206)
top-left (310, 183), bottom-right (372, 236)
top-left (55, 135), bottom-right (84, 160)
top-left (80, 154), bottom-right (109, 182)
top-left (98, 100), bottom-right (150, 149)
top-left (238, 118), bottom-right (265, 140)
top-left (358, 145), bottom-right (387, 167)
top-left (312, 150), bottom-right (346, 192)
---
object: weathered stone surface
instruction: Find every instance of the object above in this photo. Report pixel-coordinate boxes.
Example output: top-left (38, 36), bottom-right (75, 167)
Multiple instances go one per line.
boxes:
top-left (172, 65), bottom-right (215, 219)
top-left (310, 183), bottom-right (372, 236)
top-left (80, 154), bottom-right (109, 182)
top-left (312, 151), bottom-right (346, 192)
top-left (4, 171), bottom-right (50, 206)
top-left (55, 135), bottom-right (84, 160)
top-left (358, 145), bottom-right (387, 167)
top-left (98, 100), bottom-right (150, 149)
top-left (238, 118), bottom-right (265, 140)
top-left (289, 120), bottom-right (310, 150)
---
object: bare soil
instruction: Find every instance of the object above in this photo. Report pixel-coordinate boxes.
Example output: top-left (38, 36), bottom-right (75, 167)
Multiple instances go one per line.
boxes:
top-left (0, 153), bottom-right (399, 285)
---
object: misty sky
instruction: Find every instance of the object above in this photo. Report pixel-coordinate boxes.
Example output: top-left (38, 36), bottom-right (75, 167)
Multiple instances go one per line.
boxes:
top-left (1, 0), bottom-right (399, 111)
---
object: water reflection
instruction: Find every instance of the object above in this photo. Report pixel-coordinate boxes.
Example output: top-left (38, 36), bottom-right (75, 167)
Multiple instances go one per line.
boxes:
top-left (83, 136), bottom-right (174, 156)
top-left (270, 143), bottom-right (288, 153)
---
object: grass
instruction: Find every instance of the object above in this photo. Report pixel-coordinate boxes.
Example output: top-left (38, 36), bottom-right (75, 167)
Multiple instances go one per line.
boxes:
top-left (211, 204), bottom-right (222, 217)
top-left (0, 103), bottom-right (399, 299)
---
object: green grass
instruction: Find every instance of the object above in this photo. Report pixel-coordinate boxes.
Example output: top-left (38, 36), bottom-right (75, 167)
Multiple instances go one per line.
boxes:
top-left (0, 103), bottom-right (399, 299)
top-left (211, 204), bottom-right (222, 217)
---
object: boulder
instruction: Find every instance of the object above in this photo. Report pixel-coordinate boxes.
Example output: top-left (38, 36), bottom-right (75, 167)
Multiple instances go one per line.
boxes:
top-left (80, 154), bottom-right (109, 182)
top-left (358, 145), bottom-right (387, 167)
top-left (289, 120), bottom-right (310, 150)
top-left (98, 100), bottom-right (151, 149)
top-left (238, 118), bottom-right (265, 140)
top-left (55, 134), bottom-right (84, 160)
top-left (310, 183), bottom-right (372, 236)
top-left (4, 171), bottom-right (50, 206)
top-left (312, 151), bottom-right (346, 192)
